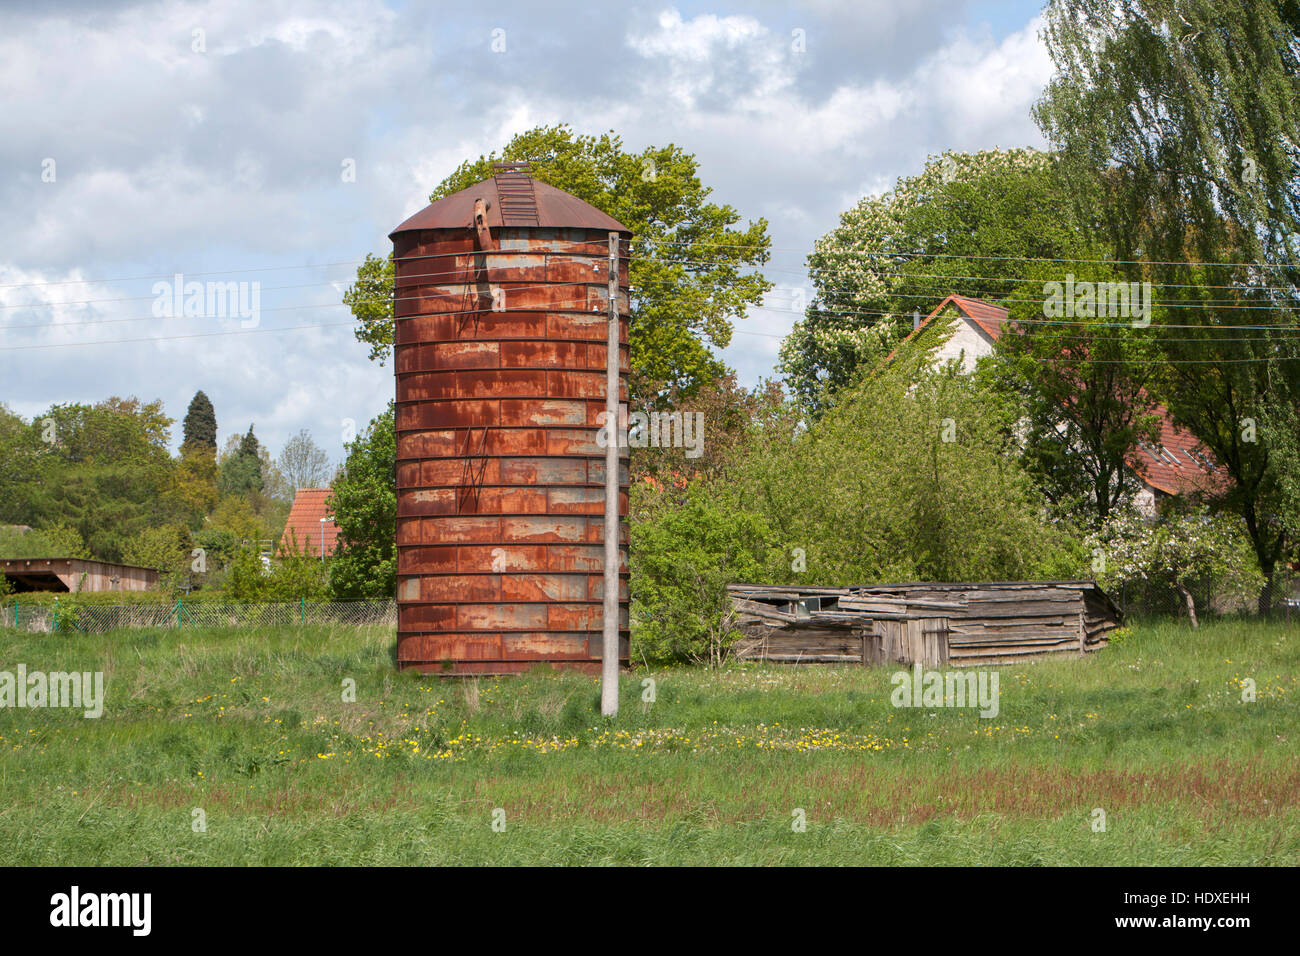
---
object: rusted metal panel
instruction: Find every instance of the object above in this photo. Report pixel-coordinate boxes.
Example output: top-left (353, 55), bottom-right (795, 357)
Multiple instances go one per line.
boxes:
top-left (398, 341), bottom-right (501, 372)
top-left (501, 633), bottom-right (593, 659)
top-left (546, 603), bottom-right (629, 631)
top-left (548, 487), bottom-right (624, 513)
top-left (587, 576), bottom-right (631, 601)
top-left (499, 399), bottom-right (588, 426)
top-left (456, 544), bottom-right (549, 571)
top-left (455, 603), bottom-right (549, 631)
top-left (500, 573), bottom-right (589, 602)
top-left (420, 516), bottom-right (504, 542)
top-left (498, 340), bottom-right (587, 368)
top-left (396, 399), bottom-right (498, 430)
top-left (401, 547), bottom-right (459, 574)
top-left (393, 176), bottom-right (631, 673)
top-left (546, 313), bottom-right (627, 341)
top-left (546, 545), bottom-right (627, 572)
top-left (498, 457), bottom-right (589, 484)
top-left (545, 428), bottom-right (601, 456)
top-left (500, 516), bottom-right (587, 543)
top-left (389, 180), bottom-right (630, 235)
top-left (396, 488), bottom-right (457, 515)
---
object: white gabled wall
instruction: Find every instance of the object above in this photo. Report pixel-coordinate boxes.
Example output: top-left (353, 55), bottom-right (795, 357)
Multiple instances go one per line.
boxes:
top-left (929, 314), bottom-right (996, 373)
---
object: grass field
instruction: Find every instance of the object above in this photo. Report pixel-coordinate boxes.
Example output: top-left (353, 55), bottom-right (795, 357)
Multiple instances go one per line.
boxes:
top-left (0, 617), bottom-right (1297, 865)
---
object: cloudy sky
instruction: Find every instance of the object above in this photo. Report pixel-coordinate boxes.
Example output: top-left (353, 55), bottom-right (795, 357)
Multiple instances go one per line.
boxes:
top-left (0, 0), bottom-right (1051, 465)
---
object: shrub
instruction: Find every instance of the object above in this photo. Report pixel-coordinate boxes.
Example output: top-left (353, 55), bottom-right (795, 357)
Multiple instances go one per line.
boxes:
top-left (630, 480), bottom-right (776, 666)
top-left (732, 361), bottom-right (1079, 585)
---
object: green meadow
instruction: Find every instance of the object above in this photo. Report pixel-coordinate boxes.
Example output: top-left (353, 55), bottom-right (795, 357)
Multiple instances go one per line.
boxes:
top-left (0, 618), bottom-right (1296, 865)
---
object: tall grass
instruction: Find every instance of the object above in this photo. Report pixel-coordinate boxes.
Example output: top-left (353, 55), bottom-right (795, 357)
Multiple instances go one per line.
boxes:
top-left (0, 618), bottom-right (1295, 865)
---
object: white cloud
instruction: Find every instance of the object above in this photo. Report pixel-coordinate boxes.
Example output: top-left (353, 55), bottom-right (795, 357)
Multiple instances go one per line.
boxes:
top-left (0, 0), bottom-right (1052, 456)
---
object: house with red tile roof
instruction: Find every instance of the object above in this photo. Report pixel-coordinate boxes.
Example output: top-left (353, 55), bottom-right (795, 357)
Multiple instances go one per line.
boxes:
top-left (280, 488), bottom-right (340, 558)
top-left (896, 294), bottom-right (1229, 515)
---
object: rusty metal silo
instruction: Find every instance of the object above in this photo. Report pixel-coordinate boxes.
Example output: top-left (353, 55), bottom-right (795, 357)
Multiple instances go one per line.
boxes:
top-left (390, 163), bottom-right (630, 674)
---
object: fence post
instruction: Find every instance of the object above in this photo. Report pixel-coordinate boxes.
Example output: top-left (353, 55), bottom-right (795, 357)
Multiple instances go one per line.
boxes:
top-left (175, 598), bottom-right (182, 629)
top-left (301, 596), bottom-right (306, 625)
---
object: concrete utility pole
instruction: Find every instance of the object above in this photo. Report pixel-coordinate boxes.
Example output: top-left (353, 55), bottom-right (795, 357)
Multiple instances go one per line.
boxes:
top-left (601, 231), bottom-right (620, 717)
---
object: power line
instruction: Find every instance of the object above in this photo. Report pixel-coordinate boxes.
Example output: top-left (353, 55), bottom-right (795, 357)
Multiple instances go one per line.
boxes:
top-left (5, 264), bottom-right (1293, 317)
top-left (740, 325), bottom-right (1300, 363)
top-left (636, 235), bottom-right (1300, 271)
top-left (0, 244), bottom-right (618, 293)
top-left (0, 259), bottom-right (373, 291)
top-left (1, 234), bottom-right (1295, 295)
top-left (0, 281), bottom-right (617, 333)
top-left (742, 300), bottom-right (1300, 331)
top-left (639, 254), bottom-right (1300, 295)
top-left (0, 319), bottom-right (362, 352)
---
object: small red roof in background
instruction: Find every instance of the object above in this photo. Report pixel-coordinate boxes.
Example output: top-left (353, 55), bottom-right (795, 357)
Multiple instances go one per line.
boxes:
top-left (894, 294), bottom-right (1230, 498)
top-left (281, 489), bottom-right (339, 556)
top-left (1127, 408), bottom-right (1229, 497)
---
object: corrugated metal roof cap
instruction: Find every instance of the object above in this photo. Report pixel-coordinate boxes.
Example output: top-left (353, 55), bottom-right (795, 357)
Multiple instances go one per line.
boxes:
top-left (389, 173), bottom-right (631, 237)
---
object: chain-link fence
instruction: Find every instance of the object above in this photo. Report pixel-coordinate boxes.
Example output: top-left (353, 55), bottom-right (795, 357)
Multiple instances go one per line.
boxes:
top-left (1111, 575), bottom-right (1300, 623)
top-left (0, 599), bottom-right (396, 634)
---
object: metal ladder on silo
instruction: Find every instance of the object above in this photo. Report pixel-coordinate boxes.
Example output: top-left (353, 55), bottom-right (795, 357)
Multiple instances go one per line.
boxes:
top-left (493, 163), bottom-right (540, 227)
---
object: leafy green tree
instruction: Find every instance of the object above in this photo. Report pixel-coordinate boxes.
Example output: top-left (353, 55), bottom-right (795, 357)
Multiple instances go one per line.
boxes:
top-left (345, 124), bottom-right (772, 403)
top-left (630, 373), bottom-right (797, 487)
top-left (219, 425), bottom-right (264, 496)
top-left (1035, 0), bottom-right (1300, 611)
top-left (172, 447), bottom-right (219, 523)
top-left (226, 538), bottom-right (328, 602)
top-left (780, 148), bottom-right (1106, 410)
top-left (0, 403), bottom-right (47, 526)
top-left (327, 404), bottom-right (396, 600)
top-left (226, 545), bottom-right (270, 601)
top-left (257, 445), bottom-right (293, 505)
top-left (122, 523), bottom-right (194, 590)
top-left (28, 398), bottom-right (180, 561)
top-left (0, 522), bottom-right (91, 560)
top-left (1261, 398), bottom-right (1300, 536)
top-left (986, 264), bottom-right (1165, 527)
top-left (173, 391), bottom-right (221, 523)
top-left (629, 352), bottom-right (1085, 663)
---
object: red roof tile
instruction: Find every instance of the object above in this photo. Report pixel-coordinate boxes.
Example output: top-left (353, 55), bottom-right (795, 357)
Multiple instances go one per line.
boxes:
top-left (1126, 407), bottom-right (1229, 497)
top-left (885, 294), bottom-right (1009, 362)
top-left (280, 488), bottom-right (339, 556)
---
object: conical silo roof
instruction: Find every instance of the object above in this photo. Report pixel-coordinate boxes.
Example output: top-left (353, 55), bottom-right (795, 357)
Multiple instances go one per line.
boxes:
top-left (390, 166), bottom-right (631, 237)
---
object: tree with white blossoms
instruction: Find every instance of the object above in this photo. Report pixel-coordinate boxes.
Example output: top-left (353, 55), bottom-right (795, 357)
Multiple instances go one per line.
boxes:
top-left (780, 148), bottom-right (1106, 412)
top-left (1087, 507), bottom-right (1263, 628)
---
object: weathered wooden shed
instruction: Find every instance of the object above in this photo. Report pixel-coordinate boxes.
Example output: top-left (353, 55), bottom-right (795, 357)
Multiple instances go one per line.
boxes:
top-left (729, 581), bottom-right (1121, 667)
top-left (0, 558), bottom-right (160, 594)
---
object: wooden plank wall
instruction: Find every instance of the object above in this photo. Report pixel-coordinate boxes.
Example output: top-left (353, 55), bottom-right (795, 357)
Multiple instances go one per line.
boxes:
top-left (729, 582), bottom-right (1121, 667)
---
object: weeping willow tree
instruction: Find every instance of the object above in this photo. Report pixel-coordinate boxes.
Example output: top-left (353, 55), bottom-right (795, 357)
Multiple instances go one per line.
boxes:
top-left (1035, 0), bottom-right (1300, 612)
